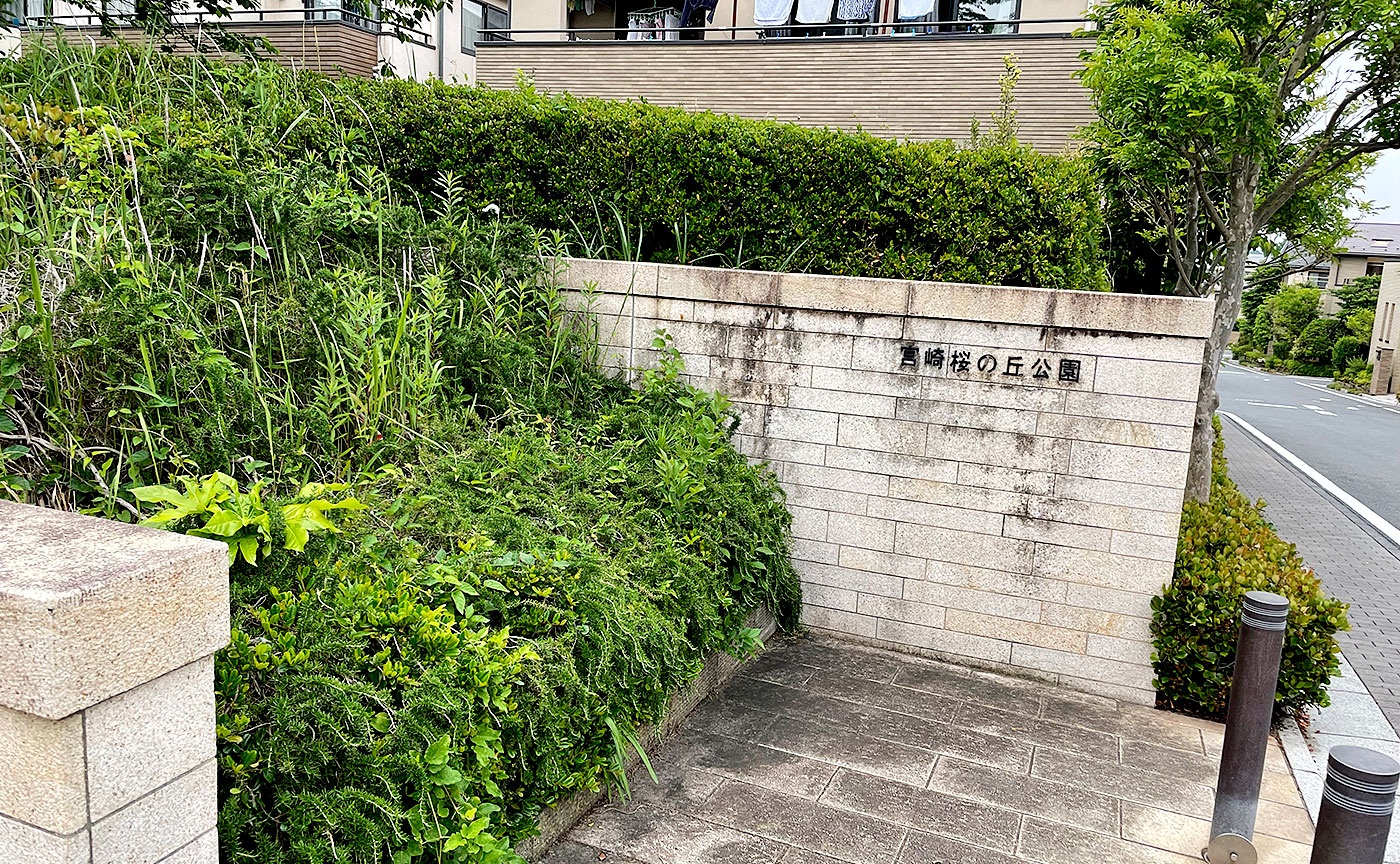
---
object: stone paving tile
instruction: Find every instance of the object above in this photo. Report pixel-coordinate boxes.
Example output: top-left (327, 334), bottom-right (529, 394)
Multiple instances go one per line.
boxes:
top-left (545, 635), bottom-right (1315, 864)
top-left (1017, 817), bottom-right (1201, 864)
top-left (820, 767), bottom-right (1022, 853)
top-left (751, 715), bottom-right (937, 787)
top-left (893, 662), bottom-right (1048, 717)
top-left (683, 734), bottom-right (837, 800)
top-left (927, 757), bottom-right (1119, 834)
top-left (1221, 422), bottom-right (1400, 731)
top-left (569, 807), bottom-right (787, 864)
top-left (805, 668), bottom-right (963, 723)
top-left (1039, 693), bottom-right (1204, 753)
top-left (1030, 744), bottom-right (1216, 820)
top-left (698, 779), bottom-right (907, 864)
top-left (953, 701), bottom-right (1119, 760)
top-left (719, 675), bottom-right (1033, 773)
top-left (897, 830), bottom-right (1022, 864)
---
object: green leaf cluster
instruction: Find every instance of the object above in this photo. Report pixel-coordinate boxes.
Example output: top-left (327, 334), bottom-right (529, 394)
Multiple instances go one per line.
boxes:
top-left (1152, 418), bottom-right (1348, 721)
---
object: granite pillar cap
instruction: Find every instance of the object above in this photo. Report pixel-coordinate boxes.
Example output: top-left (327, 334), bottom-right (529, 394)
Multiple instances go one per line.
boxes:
top-left (0, 501), bottom-right (230, 719)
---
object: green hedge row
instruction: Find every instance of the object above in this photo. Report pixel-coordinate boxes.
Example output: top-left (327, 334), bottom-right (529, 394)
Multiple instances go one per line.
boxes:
top-left (303, 80), bottom-right (1108, 291)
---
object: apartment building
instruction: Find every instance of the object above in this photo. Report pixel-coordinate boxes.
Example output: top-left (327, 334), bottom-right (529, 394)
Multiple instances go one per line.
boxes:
top-left (1289, 222), bottom-right (1400, 316)
top-left (11, 0), bottom-right (1095, 150)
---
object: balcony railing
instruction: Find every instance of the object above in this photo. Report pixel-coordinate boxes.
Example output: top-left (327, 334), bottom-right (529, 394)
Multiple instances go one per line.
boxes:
top-left (477, 16), bottom-right (1089, 42)
top-left (25, 5), bottom-right (433, 48)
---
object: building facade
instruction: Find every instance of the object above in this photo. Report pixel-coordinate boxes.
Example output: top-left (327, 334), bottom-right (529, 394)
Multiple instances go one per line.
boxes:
top-left (1290, 222), bottom-right (1400, 316)
top-left (13, 0), bottom-right (1096, 151)
top-left (1369, 260), bottom-right (1400, 396)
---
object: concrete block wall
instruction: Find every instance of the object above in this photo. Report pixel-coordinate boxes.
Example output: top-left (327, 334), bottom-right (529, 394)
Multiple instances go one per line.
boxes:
top-left (560, 259), bottom-right (1213, 704)
top-left (0, 501), bottom-right (230, 864)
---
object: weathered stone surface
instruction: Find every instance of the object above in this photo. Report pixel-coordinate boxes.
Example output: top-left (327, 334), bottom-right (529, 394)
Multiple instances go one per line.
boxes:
top-left (90, 758), bottom-right (217, 864)
top-left (927, 757), bottom-right (1119, 833)
top-left (84, 657), bottom-right (217, 820)
top-left (0, 501), bottom-right (229, 719)
top-left (562, 258), bottom-right (1209, 698)
top-left (0, 704), bottom-right (87, 834)
top-left (0, 815), bottom-right (89, 864)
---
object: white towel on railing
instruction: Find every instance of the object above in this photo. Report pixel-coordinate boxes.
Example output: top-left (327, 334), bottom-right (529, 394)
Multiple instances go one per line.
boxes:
top-left (897, 0), bottom-right (934, 18)
top-left (795, 0), bottom-right (834, 23)
top-left (753, 0), bottom-right (792, 25)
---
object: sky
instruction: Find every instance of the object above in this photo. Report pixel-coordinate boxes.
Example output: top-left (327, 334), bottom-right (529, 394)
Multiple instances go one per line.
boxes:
top-left (1359, 150), bottom-right (1400, 223)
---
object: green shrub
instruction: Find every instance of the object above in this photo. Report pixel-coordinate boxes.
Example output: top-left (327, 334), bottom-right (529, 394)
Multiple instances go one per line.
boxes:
top-left (1291, 318), bottom-right (1347, 368)
top-left (305, 79), bottom-right (1108, 291)
top-left (1152, 419), bottom-right (1348, 720)
top-left (1332, 335), bottom-right (1367, 374)
top-left (1287, 360), bottom-right (1334, 377)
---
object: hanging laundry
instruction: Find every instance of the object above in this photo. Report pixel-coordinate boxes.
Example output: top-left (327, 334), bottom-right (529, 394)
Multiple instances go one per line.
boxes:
top-left (753, 0), bottom-right (791, 25)
top-left (835, 0), bottom-right (874, 20)
top-left (795, 0), bottom-right (833, 24)
top-left (680, 0), bottom-right (719, 26)
top-left (896, 0), bottom-right (933, 18)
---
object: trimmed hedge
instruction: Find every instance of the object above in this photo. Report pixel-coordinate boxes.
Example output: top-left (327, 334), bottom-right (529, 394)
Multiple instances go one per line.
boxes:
top-left (1152, 418), bottom-right (1348, 720)
top-left (303, 80), bottom-right (1109, 291)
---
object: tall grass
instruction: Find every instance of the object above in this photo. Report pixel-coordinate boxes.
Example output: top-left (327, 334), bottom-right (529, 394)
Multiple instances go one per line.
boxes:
top-left (0, 39), bottom-right (594, 515)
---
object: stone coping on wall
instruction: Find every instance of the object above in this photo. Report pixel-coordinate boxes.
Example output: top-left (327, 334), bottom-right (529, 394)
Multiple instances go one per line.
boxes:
top-left (558, 258), bottom-right (1215, 339)
top-left (0, 500), bottom-right (231, 719)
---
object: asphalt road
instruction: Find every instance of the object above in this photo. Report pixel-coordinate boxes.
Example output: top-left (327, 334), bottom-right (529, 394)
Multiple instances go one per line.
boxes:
top-left (1217, 361), bottom-right (1400, 528)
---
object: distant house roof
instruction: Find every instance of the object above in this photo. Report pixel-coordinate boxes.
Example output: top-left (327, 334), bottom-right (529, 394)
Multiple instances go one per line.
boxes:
top-left (1339, 223), bottom-right (1400, 258)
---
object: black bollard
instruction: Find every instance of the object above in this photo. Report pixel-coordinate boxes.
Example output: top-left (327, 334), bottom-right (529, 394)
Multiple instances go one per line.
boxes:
top-left (1209, 590), bottom-right (1290, 857)
top-left (1310, 746), bottom-right (1399, 864)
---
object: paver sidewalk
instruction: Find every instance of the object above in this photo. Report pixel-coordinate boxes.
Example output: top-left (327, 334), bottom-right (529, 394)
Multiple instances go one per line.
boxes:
top-left (1220, 420), bottom-right (1400, 728)
top-left (541, 636), bottom-right (1312, 864)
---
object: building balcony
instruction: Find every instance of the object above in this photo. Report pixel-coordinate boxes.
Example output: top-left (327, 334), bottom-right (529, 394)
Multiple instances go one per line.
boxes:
top-left (473, 2), bottom-right (1095, 151)
top-left (21, 3), bottom-right (434, 78)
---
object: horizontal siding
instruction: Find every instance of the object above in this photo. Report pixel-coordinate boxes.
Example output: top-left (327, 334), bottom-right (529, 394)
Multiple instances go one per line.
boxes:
top-left (32, 21), bottom-right (378, 78)
top-left (474, 37), bottom-right (1095, 151)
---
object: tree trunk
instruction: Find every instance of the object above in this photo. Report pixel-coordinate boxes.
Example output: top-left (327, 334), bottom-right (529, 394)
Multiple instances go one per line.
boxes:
top-left (1183, 171), bottom-right (1258, 503)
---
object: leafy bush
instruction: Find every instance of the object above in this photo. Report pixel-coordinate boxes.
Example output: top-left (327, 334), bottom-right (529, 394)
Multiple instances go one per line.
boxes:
top-left (1332, 335), bottom-right (1368, 374)
top-left (1291, 317), bottom-right (1347, 367)
top-left (1, 42), bottom-right (800, 863)
top-left (1152, 418), bottom-right (1348, 720)
top-left (307, 79), bottom-right (1108, 290)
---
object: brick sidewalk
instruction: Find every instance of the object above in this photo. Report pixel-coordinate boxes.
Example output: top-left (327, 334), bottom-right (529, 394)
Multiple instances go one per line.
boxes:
top-left (1220, 421), bottom-right (1400, 730)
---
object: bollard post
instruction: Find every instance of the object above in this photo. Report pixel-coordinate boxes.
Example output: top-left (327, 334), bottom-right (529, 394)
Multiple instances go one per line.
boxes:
top-left (1310, 746), bottom-right (1400, 864)
top-left (1206, 591), bottom-right (1290, 863)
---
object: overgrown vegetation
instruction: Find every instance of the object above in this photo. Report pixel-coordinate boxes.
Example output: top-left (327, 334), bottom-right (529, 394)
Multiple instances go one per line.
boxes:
top-left (0, 42), bottom-right (799, 862)
top-left (1230, 269), bottom-right (1376, 381)
top-left (1152, 418), bottom-right (1348, 721)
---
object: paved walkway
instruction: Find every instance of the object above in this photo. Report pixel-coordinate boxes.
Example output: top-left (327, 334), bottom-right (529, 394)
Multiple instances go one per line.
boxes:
top-left (542, 636), bottom-right (1311, 864)
top-left (1220, 420), bottom-right (1400, 730)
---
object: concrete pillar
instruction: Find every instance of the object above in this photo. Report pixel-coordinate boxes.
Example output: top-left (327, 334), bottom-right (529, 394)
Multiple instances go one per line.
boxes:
top-left (0, 501), bottom-right (230, 864)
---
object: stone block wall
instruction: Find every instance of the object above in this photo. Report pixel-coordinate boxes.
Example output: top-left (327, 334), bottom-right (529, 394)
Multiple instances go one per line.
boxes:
top-left (560, 259), bottom-right (1213, 704)
top-left (0, 501), bottom-right (230, 864)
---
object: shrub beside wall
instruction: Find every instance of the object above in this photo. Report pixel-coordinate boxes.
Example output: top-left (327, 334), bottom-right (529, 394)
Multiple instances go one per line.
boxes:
top-left (1152, 419), bottom-right (1348, 720)
top-left (307, 80), bottom-right (1109, 291)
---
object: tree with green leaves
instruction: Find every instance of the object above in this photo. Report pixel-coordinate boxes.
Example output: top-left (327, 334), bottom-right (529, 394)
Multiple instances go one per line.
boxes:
top-left (1080, 0), bottom-right (1400, 500)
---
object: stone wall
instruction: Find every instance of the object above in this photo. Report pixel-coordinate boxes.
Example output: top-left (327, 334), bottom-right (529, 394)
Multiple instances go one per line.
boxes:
top-left (0, 501), bottom-right (230, 864)
top-left (559, 258), bottom-right (1213, 704)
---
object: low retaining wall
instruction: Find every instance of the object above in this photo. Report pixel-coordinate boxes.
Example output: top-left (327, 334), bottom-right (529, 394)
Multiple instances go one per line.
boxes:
top-left (560, 258), bottom-right (1214, 704)
top-left (517, 606), bottom-right (777, 860)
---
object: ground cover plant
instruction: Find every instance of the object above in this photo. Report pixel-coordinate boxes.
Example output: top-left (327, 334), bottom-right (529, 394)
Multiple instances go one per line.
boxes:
top-left (0, 42), bottom-right (799, 863)
top-left (1152, 418), bottom-right (1348, 721)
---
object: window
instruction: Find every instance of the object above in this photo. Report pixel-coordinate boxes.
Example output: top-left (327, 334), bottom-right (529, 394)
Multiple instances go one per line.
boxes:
top-left (463, 0), bottom-right (507, 51)
top-left (1368, 261), bottom-right (1386, 277)
top-left (952, 0), bottom-right (1019, 32)
top-left (1306, 269), bottom-right (1329, 289)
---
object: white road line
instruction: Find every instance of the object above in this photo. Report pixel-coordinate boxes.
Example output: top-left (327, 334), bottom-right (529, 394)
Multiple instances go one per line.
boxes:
top-left (1348, 406), bottom-right (1360, 411)
top-left (1246, 401), bottom-right (1298, 409)
top-left (1296, 380), bottom-right (1400, 416)
top-left (1223, 360), bottom-right (1269, 377)
top-left (1219, 410), bottom-right (1400, 547)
